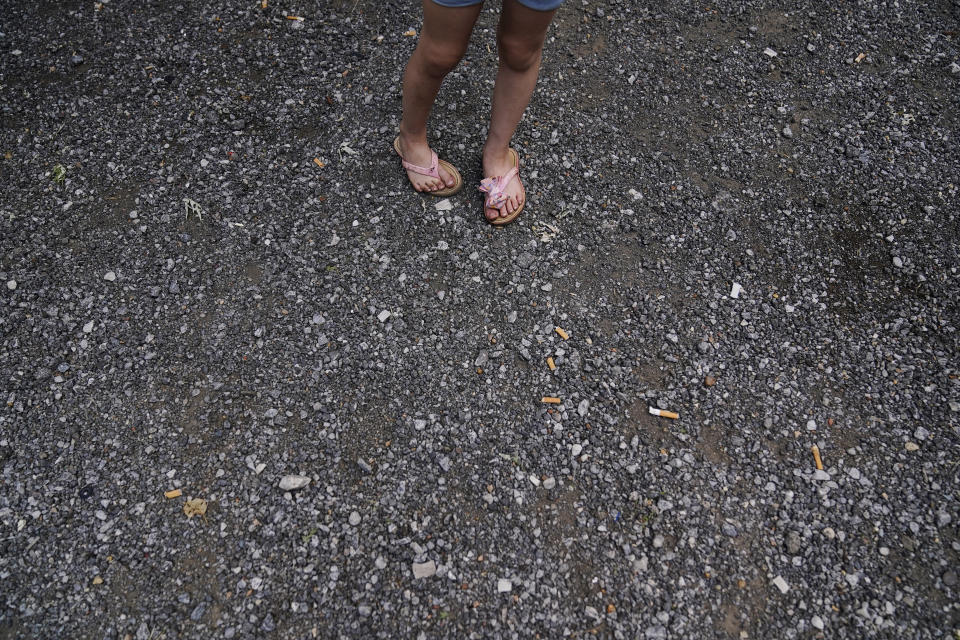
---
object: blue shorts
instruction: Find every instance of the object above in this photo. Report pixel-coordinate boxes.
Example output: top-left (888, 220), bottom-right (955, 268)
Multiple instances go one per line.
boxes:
top-left (432, 0), bottom-right (563, 10)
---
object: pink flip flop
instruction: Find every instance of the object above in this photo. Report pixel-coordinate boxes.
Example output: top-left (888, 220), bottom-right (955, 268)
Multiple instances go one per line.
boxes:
top-left (479, 148), bottom-right (524, 226)
top-left (393, 137), bottom-right (462, 197)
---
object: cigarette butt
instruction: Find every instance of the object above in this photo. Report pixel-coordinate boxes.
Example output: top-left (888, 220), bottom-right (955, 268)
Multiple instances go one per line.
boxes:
top-left (648, 407), bottom-right (679, 419)
top-left (811, 445), bottom-right (823, 470)
top-left (555, 327), bottom-right (569, 340)
top-left (164, 489), bottom-right (182, 499)
top-left (547, 357), bottom-right (556, 370)
top-left (313, 158), bottom-right (324, 168)
top-left (855, 52), bottom-right (866, 63)
top-left (403, 29), bottom-right (417, 37)
top-left (541, 396), bottom-right (562, 404)
top-left (287, 15), bottom-right (303, 21)
top-left (260, 0), bottom-right (267, 7)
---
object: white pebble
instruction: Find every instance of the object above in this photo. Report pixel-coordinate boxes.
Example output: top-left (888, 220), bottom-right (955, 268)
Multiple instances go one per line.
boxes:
top-left (412, 561), bottom-right (436, 579)
top-left (279, 475), bottom-right (310, 491)
top-left (82, 321), bottom-right (94, 333)
top-left (497, 578), bottom-right (512, 593)
top-left (6, 280), bottom-right (16, 290)
top-left (772, 575), bottom-right (790, 593)
top-left (103, 271), bottom-right (116, 282)
top-left (377, 310), bottom-right (391, 323)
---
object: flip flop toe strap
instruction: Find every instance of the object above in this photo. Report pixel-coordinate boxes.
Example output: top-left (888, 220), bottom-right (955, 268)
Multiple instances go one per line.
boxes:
top-left (479, 167), bottom-right (518, 209)
top-left (401, 151), bottom-right (440, 179)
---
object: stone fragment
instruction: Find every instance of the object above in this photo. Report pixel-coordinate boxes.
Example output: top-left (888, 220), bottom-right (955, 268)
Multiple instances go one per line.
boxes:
top-left (412, 561), bottom-right (436, 579)
top-left (785, 530), bottom-right (802, 555)
top-left (279, 475), bottom-right (311, 491)
top-left (772, 575), bottom-right (790, 594)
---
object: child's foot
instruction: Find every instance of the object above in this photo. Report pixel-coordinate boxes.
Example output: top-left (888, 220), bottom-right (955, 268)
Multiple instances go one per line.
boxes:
top-left (396, 134), bottom-right (457, 193)
top-left (481, 146), bottom-right (524, 222)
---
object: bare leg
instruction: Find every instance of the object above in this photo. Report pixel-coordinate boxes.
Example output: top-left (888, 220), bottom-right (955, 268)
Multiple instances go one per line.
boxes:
top-left (398, 1), bottom-right (481, 192)
top-left (482, 0), bottom-right (556, 219)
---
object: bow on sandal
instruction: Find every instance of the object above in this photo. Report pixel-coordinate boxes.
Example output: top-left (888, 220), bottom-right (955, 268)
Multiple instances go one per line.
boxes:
top-left (479, 148), bottom-right (524, 226)
top-left (392, 137), bottom-right (462, 197)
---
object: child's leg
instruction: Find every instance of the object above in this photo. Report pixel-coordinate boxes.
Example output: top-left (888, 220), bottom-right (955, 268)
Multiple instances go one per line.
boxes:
top-left (482, 0), bottom-right (557, 219)
top-left (399, 1), bottom-right (482, 192)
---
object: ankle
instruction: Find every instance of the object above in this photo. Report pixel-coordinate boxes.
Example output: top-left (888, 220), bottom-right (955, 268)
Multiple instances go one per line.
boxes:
top-left (399, 125), bottom-right (427, 145)
top-left (482, 143), bottom-right (511, 162)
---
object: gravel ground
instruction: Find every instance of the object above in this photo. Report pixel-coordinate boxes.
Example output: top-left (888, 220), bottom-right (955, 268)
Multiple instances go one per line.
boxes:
top-left (2, 0), bottom-right (959, 638)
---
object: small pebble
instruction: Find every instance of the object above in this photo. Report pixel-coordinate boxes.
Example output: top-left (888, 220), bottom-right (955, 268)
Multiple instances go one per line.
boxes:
top-left (772, 575), bottom-right (790, 594)
top-left (412, 561), bottom-right (436, 579)
top-left (278, 475), bottom-right (310, 491)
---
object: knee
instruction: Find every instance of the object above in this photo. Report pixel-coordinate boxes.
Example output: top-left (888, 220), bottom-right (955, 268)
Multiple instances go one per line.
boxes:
top-left (418, 41), bottom-right (466, 79)
top-left (498, 34), bottom-right (542, 73)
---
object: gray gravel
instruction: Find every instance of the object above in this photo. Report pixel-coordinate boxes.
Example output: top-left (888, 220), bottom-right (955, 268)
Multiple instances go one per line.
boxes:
top-left (1, 0), bottom-right (959, 638)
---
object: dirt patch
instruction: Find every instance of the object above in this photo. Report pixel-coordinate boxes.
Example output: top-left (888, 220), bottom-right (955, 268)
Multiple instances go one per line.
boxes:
top-left (339, 401), bottom-right (396, 482)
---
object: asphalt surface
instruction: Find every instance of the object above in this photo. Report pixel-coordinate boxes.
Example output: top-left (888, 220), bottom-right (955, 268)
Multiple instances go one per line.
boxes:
top-left (1, 0), bottom-right (959, 638)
